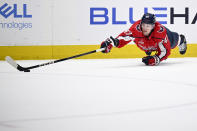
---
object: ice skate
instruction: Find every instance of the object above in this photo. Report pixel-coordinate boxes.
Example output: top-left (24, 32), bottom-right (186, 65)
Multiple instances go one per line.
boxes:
top-left (179, 34), bottom-right (187, 55)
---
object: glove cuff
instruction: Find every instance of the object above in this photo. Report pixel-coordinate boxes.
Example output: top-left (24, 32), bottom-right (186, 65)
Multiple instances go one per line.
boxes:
top-left (153, 55), bottom-right (160, 65)
top-left (110, 36), bottom-right (119, 47)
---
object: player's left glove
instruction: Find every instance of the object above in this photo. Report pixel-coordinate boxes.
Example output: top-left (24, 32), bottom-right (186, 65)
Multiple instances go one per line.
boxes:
top-left (142, 55), bottom-right (160, 66)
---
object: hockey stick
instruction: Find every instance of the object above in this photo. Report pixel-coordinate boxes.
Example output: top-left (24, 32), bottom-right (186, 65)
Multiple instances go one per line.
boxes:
top-left (5, 48), bottom-right (105, 72)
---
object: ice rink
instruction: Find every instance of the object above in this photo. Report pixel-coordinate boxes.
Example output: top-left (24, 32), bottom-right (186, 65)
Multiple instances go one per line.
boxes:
top-left (0, 58), bottom-right (197, 131)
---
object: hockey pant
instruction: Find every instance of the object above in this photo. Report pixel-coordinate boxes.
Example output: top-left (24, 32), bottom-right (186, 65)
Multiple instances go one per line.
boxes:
top-left (164, 27), bottom-right (179, 49)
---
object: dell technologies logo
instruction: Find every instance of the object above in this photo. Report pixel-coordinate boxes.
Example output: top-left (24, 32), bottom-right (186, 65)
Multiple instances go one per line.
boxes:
top-left (0, 3), bottom-right (32, 30)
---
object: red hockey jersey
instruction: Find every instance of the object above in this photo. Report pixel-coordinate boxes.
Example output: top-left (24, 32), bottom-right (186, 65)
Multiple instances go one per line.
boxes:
top-left (116, 20), bottom-right (171, 62)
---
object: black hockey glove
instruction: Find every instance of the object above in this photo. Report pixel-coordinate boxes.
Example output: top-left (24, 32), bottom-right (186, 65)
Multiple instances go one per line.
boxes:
top-left (100, 38), bottom-right (113, 53)
top-left (142, 55), bottom-right (160, 66)
top-left (110, 36), bottom-right (119, 47)
top-left (100, 36), bottom-right (119, 53)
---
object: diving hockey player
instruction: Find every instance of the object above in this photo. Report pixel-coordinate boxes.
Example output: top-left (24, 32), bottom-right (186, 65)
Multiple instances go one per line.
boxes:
top-left (100, 13), bottom-right (187, 66)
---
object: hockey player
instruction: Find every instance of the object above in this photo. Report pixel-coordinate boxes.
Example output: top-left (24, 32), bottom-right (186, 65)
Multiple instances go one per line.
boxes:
top-left (100, 13), bottom-right (187, 66)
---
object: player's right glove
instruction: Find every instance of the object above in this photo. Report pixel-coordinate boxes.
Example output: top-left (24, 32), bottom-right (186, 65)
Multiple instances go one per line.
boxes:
top-left (100, 38), bottom-right (113, 53)
top-left (100, 36), bottom-right (119, 53)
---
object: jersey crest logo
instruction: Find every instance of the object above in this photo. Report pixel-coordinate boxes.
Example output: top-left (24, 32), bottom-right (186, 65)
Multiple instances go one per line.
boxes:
top-left (138, 43), bottom-right (157, 51)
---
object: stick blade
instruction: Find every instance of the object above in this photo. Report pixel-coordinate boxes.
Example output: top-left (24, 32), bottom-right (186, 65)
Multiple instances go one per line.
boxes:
top-left (5, 56), bottom-right (30, 72)
top-left (5, 56), bottom-right (18, 69)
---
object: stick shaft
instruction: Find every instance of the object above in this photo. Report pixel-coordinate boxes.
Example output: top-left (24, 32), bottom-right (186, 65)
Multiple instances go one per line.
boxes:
top-left (25, 48), bottom-right (104, 70)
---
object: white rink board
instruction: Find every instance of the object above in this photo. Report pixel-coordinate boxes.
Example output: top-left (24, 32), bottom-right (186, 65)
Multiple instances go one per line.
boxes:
top-left (0, 0), bottom-right (197, 46)
top-left (0, 58), bottom-right (197, 131)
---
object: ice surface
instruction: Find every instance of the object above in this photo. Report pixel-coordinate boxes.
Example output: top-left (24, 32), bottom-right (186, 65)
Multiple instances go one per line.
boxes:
top-left (0, 58), bottom-right (197, 131)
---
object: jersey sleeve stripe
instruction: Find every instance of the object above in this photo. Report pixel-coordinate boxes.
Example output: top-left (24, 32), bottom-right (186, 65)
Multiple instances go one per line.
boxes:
top-left (158, 40), bottom-right (167, 59)
top-left (117, 36), bottom-right (133, 41)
